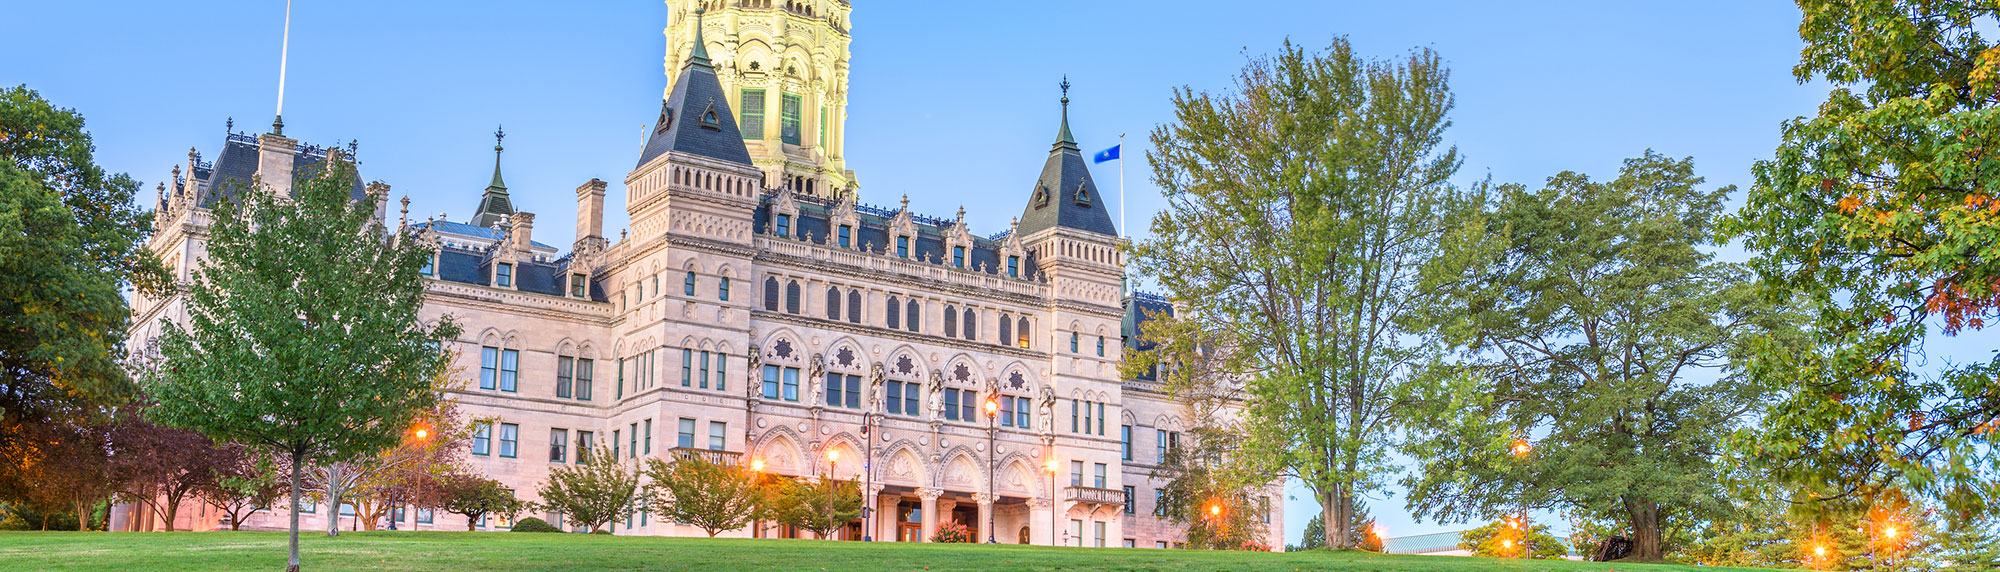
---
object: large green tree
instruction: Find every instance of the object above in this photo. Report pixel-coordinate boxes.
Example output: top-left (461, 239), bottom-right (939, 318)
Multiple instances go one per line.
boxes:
top-left (145, 156), bottom-right (455, 571)
top-left (1128, 36), bottom-right (1484, 550)
top-left (1730, 0), bottom-right (2000, 516)
top-left (1402, 153), bottom-right (1792, 561)
top-left (0, 85), bottom-right (164, 502)
top-left (535, 446), bottom-right (640, 533)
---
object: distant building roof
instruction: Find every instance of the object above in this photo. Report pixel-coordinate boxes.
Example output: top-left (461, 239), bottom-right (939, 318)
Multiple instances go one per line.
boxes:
top-left (1383, 531), bottom-right (1469, 555)
top-left (415, 220), bottom-right (556, 250)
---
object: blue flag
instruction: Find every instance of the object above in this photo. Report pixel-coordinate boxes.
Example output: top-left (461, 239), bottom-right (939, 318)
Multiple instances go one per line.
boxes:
top-left (1093, 144), bottom-right (1120, 164)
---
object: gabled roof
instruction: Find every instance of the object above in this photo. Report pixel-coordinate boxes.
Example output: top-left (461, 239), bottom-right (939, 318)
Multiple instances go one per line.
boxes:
top-left (637, 10), bottom-right (753, 168)
top-left (1016, 92), bottom-right (1117, 238)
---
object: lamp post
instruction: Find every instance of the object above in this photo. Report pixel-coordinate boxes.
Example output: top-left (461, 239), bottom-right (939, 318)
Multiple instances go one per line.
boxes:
top-left (862, 412), bottom-right (874, 542)
top-left (826, 449), bottom-right (839, 541)
top-left (1045, 460), bottom-right (1059, 547)
top-left (1509, 438), bottom-right (1532, 559)
top-left (984, 396), bottom-right (999, 543)
top-left (749, 458), bottom-right (764, 539)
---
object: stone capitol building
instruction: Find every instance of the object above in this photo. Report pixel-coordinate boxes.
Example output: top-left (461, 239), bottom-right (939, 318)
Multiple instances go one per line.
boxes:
top-left (124, 0), bottom-right (1281, 548)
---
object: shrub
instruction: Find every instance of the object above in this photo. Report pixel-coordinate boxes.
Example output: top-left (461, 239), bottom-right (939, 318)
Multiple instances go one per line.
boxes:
top-left (509, 517), bottom-right (561, 533)
top-left (931, 520), bottom-right (973, 543)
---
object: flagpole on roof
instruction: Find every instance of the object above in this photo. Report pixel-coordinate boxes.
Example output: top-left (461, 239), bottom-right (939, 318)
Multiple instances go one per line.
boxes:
top-left (274, 0), bottom-right (291, 135)
top-left (1119, 132), bottom-right (1127, 296)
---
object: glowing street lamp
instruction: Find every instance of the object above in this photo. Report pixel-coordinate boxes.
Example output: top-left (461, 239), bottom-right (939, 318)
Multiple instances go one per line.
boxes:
top-left (1045, 460), bottom-right (1059, 546)
top-left (751, 458), bottom-right (765, 473)
top-left (983, 396), bottom-right (1000, 543)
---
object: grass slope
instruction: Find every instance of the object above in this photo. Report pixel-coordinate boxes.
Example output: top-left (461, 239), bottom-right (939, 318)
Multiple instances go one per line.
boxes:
top-left (0, 532), bottom-right (1773, 572)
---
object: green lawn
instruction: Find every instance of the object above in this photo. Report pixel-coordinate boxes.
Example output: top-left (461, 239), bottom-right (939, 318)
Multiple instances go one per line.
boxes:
top-left (0, 531), bottom-right (1771, 572)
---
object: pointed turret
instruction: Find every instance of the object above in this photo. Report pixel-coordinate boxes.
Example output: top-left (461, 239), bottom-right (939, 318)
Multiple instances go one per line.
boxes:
top-left (637, 8), bottom-right (753, 169)
top-left (1016, 78), bottom-right (1117, 238)
top-left (472, 126), bottom-right (516, 229)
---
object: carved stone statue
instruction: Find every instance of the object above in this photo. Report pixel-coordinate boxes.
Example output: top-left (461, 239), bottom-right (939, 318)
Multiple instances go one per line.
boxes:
top-left (746, 346), bottom-right (763, 398)
top-left (1037, 384), bottom-right (1056, 433)
top-left (868, 363), bottom-right (887, 410)
top-left (928, 371), bottom-right (946, 421)
top-left (806, 353), bottom-right (826, 404)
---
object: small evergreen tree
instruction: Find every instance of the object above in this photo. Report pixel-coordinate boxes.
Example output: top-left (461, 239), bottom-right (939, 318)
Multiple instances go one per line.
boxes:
top-left (1937, 514), bottom-right (2000, 572)
top-left (1298, 514), bottom-right (1326, 550)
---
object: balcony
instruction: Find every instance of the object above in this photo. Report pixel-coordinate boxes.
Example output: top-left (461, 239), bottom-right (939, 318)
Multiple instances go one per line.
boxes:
top-left (669, 447), bottom-right (743, 467)
top-left (1064, 486), bottom-right (1126, 508)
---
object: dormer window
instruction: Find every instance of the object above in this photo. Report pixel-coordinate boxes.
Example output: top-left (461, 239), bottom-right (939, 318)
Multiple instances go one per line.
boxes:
top-left (1007, 256), bottom-right (1020, 278)
top-left (896, 236), bottom-right (909, 259)
top-left (495, 263), bottom-right (513, 288)
top-left (1034, 185), bottom-right (1050, 208)
top-left (1075, 182), bottom-right (1092, 207)
top-left (838, 225), bottom-right (852, 248)
top-left (775, 214), bottom-right (791, 237)
top-left (570, 273), bottom-right (588, 298)
top-left (699, 100), bottom-right (721, 131)
top-left (952, 246), bottom-right (965, 268)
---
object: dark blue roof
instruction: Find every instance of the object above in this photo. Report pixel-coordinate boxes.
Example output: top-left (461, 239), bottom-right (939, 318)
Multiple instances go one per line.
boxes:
top-left (752, 197), bottom-right (1039, 279)
top-left (432, 247), bottom-right (605, 302)
top-left (637, 55), bottom-right (754, 168)
top-left (1122, 292), bottom-right (1173, 381)
top-left (199, 134), bottom-right (366, 208)
top-left (415, 220), bottom-right (556, 250)
top-left (1015, 109), bottom-right (1117, 238)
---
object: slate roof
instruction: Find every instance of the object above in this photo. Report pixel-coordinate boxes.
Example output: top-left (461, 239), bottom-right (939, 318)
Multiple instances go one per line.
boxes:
top-left (1015, 101), bottom-right (1118, 238)
top-left (414, 220), bottom-right (556, 250)
top-left (431, 246), bottom-right (605, 302)
top-left (1122, 292), bottom-right (1173, 381)
top-left (1383, 531), bottom-right (1469, 555)
top-left (193, 133), bottom-right (366, 208)
top-left (636, 13), bottom-right (754, 168)
top-left (752, 196), bottom-right (1039, 280)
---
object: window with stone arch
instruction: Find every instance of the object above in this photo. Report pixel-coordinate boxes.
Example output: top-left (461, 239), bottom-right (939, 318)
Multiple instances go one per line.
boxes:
top-left (883, 351), bottom-right (922, 418)
top-left (943, 306), bottom-right (958, 338)
top-left (939, 360), bottom-right (979, 423)
top-left (763, 277), bottom-right (779, 311)
top-left (822, 344), bottom-right (864, 410)
top-left (846, 290), bottom-right (862, 324)
top-left (999, 313), bottom-right (1013, 347)
top-left (1016, 316), bottom-right (1031, 349)
top-left (885, 295), bottom-right (900, 328)
top-left (997, 367), bottom-right (1034, 429)
top-left (904, 299), bottom-right (920, 332)
top-left (825, 286), bottom-right (841, 319)
top-left (785, 280), bottom-right (801, 314)
top-left (962, 307), bottom-right (977, 341)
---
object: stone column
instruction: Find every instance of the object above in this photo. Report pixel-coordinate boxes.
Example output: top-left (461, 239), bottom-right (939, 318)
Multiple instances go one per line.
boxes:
top-left (869, 486), bottom-right (892, 542)
top-left (918, 488), bottom-right (942, 543)
top-left (974, 493), bottom-right (994, 543)
top-left (1028, 498), bottom-right (1054, 546)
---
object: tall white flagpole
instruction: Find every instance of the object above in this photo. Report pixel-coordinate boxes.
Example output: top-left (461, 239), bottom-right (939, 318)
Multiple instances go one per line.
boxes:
top-left (1119, 132), bottom-right (1127, 295)
top-left (274, 0), bottom-right (292, 133)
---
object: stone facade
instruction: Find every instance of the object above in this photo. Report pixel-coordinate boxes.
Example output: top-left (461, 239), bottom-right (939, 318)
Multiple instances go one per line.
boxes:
top-left (119, 0), bottom-right (1280, 550)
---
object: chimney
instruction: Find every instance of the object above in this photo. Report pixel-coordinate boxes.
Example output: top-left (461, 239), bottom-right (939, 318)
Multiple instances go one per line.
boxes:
top-left (368, 182), bottom-right (392, 230)
top-left (510, 212), bottom-right (536, 257)
top-left (575, 178), bottom-right (608, 253)
top-left (255, 132), bottom-right (298, 198)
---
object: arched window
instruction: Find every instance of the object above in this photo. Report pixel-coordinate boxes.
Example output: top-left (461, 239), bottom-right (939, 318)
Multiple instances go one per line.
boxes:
top-left (1016, 317), bottom-right (1030, 348)
top-left (944, 307), bottom-right (958, 338)
top-left (905, 299), bottom-right (920, 332)
top-left (684, 271), bottom-right (696, 296)
top-left (826, 286), bottom-right (841, 319)
top-left (963, 308), bottom-right (977, 341)
top-left (999, 313), bottom-right (1012, 345)
top-left (785, 281), bottom-right (801, 314)
top-left (763, 277), bottom-right (779, 311)
top-left (719, 277), bottom-right (731, 301)
top-left (847, 290), bottom-right (862, 323)
top-left (885, 296), bottom-right (900, 327)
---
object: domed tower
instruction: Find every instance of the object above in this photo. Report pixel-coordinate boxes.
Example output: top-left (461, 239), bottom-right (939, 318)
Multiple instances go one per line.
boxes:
top-left (663, 0), bottom-right (855, 199)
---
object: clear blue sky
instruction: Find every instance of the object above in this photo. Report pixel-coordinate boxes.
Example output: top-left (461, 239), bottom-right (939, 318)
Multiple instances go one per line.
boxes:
top-left (8, 0), bottom-right (1857, 548)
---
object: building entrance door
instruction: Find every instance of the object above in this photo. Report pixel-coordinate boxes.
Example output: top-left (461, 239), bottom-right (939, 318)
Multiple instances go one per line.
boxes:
top-left (900, 522), bottom-right (922, 542)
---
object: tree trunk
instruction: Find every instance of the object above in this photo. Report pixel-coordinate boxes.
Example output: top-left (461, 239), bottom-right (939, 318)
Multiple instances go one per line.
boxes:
top-left (1624, 497), bottom-right (1664, 561)
top-left (324, 464), bottom-right (341, 538)
top-left (76, 501), bottom-right (88, 532)
top-left (1319, 490), bottom-right (1340, 550)
top-left (466, 513), bottom-right (478, 531)
top-left (288, 453), bottom-right (303, 572)
top-left (161, 497), bottom-right (178, 532)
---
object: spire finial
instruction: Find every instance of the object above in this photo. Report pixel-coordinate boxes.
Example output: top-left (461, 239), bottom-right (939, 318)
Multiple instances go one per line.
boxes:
top-left (900, 194), bottom-right (910, 211)
top-left (1053, 76), bottom-right (1078, 149)
top-left (488, 125), bottom-right (509, 192)
top-left (685, 8), bottom-right (712, 69)
top-left (398, 196), bottom-right (410, 229)
top-left (226, 117), bottom-right (234, 133)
